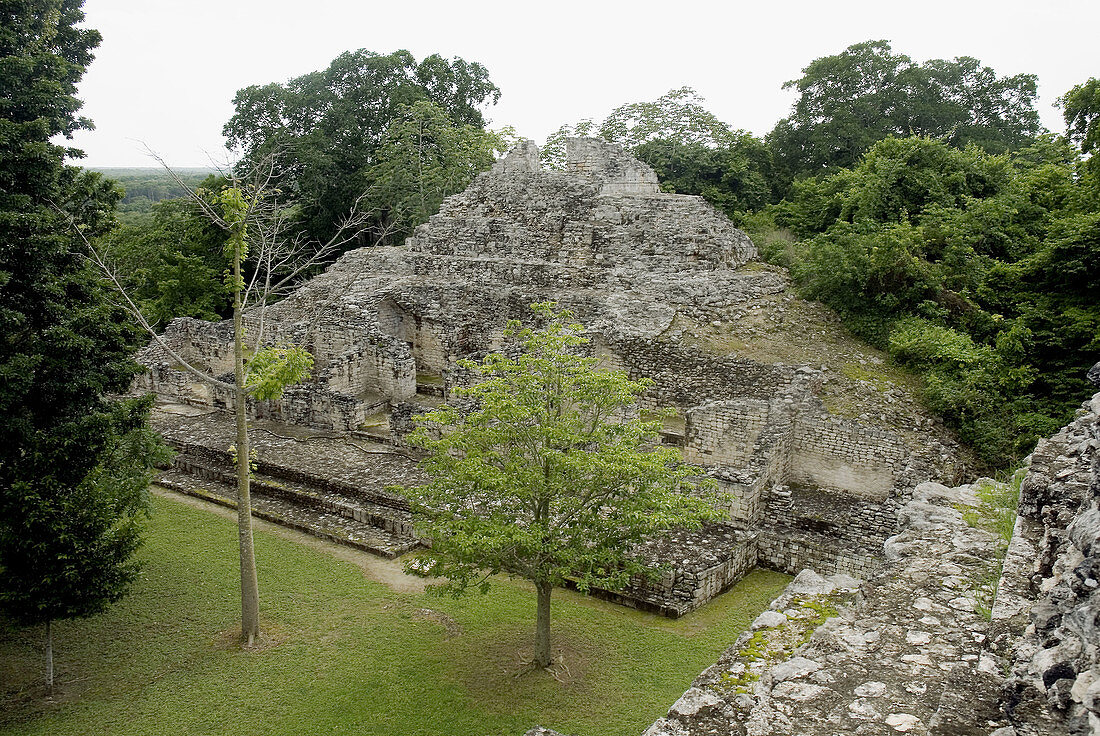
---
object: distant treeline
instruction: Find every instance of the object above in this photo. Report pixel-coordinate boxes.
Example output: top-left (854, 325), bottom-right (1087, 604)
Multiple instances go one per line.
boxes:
top-left (96, 168), bottom-right (216, 210)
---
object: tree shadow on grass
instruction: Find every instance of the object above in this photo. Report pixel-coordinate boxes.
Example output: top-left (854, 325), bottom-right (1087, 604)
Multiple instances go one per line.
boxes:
top-left (0, 618), bottom-right (96, 727)
top-left (455, 624), bottom-right (598, 699)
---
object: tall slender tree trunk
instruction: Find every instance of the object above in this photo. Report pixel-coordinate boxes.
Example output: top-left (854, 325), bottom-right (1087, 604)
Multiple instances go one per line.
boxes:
top-left (45, 619), bottom-right (53, 691)
top-left (233, 243), bottom-right (260, 645)
top-left (534, 580), bottom-right (552, 668)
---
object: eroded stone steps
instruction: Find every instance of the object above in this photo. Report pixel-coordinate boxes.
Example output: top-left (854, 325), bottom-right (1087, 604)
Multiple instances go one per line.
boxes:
top-left (167, 449), bottom-right (415, 533)
top-left (165, 438), bottom-right (412, 511)
top-left (351, 427), bottom-right (391, 443)
top-left (157, 468), bottom-right (420, 559)
top-left (161, 427), bottom-right (422, 558)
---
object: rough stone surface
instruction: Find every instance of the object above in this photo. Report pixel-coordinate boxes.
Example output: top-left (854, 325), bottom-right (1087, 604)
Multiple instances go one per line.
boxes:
top-left (643, 390), bottom-right (1100, 736)
top-left (1087, 362), bottom-right (1100, 387)
top-left (994, 392), bottom-right (1100, 735)
top-left (646, 477), bottom-right (1007, 736)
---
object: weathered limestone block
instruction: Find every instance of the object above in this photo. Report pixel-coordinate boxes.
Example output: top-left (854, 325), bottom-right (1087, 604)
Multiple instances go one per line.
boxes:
top-left (998, 391), bottom-right (1100, 734)
top-left (565, 137), bottom-right (661, 194)
top-left (646, 478), bottom-right (1005, 736)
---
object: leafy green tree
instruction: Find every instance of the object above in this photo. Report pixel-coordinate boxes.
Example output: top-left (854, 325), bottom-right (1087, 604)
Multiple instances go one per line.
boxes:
top-left (404, 305), bottom-right (715, 669)
top-left (989, 211), bottom-right (1100, 410)
top-left (1060, 78), bottom-right (1100, 193)
top-left (0, 408), bottom-right (168, 687)
top-left (0, 0), bottom-right (167, 686)
top-left (100, 191), bottom-right (231, 326)
top-left (769, 40), bottom-right (1040, 181)
top-left (597, 87), bottom-right (735, 150)
top-left (913, 56), bottom-right (1041, 153)
top-left (1060, 78), bottom-right (1100, 159)
top-left (887, 317), bottom-right (1041, 459)
top-left (542, 88), bottom-right (739, 169)
top-left (634, 136), bottom-right (776, 219)
top-left (366, 100), bottom-right (515, 242)
top-left (768, 41), bottom-right (914, 179)
top-left (223, 49), bottom-right (500, 247)
top-left (776, 136), bottom-right (1013, 242)
top-left (767, 132), bottom-right (1095, 468)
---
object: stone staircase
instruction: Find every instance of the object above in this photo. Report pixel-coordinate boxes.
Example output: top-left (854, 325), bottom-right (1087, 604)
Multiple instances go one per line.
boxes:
top-left (150, 400), bottom-right (757, 618)
top-left (151, 402), bottom-right (422, 559)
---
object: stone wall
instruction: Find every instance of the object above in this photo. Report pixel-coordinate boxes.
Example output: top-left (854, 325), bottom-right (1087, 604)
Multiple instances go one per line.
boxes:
top-left (564, 137), bottom-right (661, 195)
top-left (611, 338), bottom-right (793, 408)
top-left (992, 390), bottom-right (1100, 734)
top-left (591, 523), bottom-right (759, 618)
top-left (688, 398), bottom-right (790, 525)
top-left (377, 298), bottom-right (450, 373)
top-left (756, 483), bottom-right (895, 579)
top-left (316, 334), bottom-right (417, 405)
top-left (253, 384), bottom-right (370, 431)
top-left (677, 373), bottom-right (922, 578)
top-left (134, 362), bottom-right (217, 407)
top-left (685, 399), bottom-right (770, 468)
top-left (640, 389), bottom-right (1100, 736)
top-left (135, 316), bottom-right (235, 376)
top-left (790, 411), bottom-right (910, 499)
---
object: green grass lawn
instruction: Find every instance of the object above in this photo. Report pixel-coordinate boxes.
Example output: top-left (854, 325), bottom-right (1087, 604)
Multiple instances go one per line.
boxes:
top-left (0, 492), bottom-right (789, 736)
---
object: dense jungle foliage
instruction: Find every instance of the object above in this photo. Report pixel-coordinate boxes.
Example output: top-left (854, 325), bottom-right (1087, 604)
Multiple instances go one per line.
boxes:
top-left (98, 40), bottom-right (1098, 471)
top-left (0, 0), bottom-right (168, 658)
top-left (755, 133), bottom-right (1098, 466)
top-left (102, 168), bottom-right (213, 223)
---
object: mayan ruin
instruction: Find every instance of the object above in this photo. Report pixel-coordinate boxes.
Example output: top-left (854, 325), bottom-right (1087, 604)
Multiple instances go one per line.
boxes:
top-left (136, 139), bottom-right (953, 608)
top-left (126, 139), bottom-right (1100, 735)
top-left (7, 5), bottom-right (1099, 734)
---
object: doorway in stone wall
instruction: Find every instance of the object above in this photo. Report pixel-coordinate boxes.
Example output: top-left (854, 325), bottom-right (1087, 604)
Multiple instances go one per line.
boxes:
top-left (377, 298), bottom-right (449, 399)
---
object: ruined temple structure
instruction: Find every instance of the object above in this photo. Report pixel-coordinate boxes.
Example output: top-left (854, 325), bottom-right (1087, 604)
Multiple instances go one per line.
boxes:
top-left (138, 138), bottom-right (964, 616)
top-left (637, 388), bottom-right (1100, 736)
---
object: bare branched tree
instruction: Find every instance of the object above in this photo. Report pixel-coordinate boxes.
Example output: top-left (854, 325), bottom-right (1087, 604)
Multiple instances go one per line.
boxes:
top-left (70, 148), bottom-right (393, 645)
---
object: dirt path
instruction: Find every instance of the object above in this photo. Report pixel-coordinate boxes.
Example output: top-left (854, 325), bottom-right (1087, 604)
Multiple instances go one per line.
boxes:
top-left (151, 485), bottom-right (433, 594)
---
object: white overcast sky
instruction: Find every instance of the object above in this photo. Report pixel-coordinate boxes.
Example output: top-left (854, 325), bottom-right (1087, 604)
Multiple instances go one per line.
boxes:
top-left (69, 0), bottom-right (1100, 168)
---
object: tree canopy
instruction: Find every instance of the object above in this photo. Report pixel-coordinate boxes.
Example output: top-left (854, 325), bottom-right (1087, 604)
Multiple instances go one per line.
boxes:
top-left (404, 305), bottom-right (714, 668)
top-left (100, 184), bottom-right (232, 326)
top-left (223, 49), bottom-right (501, 247)
top-left (1060, 78), bottom-right (1100, 185)
top-left (0, 0), bottom-right (167, 684)
top-left (768, 40), bottom-right (1041, 181)
top-left (634, 136), bottom-right (778, 220)
top-left (365, 100), bottom-right (515, 243)
top-left (542, 87), bottom-right (739, 168)
top-left (763, 132), bottom-right (1097, 467)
